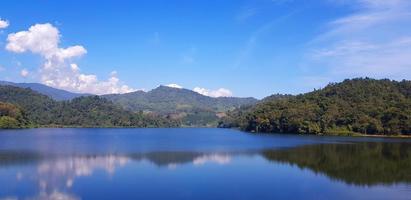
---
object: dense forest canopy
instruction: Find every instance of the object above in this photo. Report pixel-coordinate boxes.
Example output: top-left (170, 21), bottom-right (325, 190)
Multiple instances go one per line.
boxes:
top-left (219, 78), bottom-right (411, 135)
top-left (0, 86), bottom-right (179, 128)
top-left (0, 101), bottom-right (29, 128)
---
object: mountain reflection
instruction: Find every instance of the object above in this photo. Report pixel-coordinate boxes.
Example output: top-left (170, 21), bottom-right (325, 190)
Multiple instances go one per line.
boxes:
top-left (0, 151), bottom-right (234, 200)
top-left (1, 142), bottom-right (411, 199)
top-left (129, 152), bottom-right (232, 167)
top-left (262, 142), bottom-right (411, 186)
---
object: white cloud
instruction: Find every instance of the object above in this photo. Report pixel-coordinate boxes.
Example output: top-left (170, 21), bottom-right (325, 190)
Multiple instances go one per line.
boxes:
top-left (165, 83), bottom-right (183, 89)
top-left (20, 69), bottom-right (29, 77)
top-left (306, 0), bottom-right (411, 81)
top-left (0, 18), bottom-right (9, 29)
top-left (70, 63), bottom-right (79, 72)
top-left (6, 23), bottom-right (135, 94)
top-left (193, 87), bottom-right (233, 97)
top-left (6, 23), bottom-right (62, 55)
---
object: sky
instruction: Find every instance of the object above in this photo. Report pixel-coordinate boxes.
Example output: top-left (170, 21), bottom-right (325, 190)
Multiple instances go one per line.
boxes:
top-left (0, 0), bottom-right (411, 98)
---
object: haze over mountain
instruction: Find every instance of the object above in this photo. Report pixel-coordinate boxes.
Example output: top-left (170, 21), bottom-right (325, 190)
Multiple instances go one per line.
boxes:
top-left (0, 81), bottom-right (90, 101)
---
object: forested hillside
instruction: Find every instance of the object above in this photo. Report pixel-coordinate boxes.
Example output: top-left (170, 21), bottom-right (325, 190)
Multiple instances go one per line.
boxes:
top-left (0, 86), bottom-right (179, 128)
top-left (0, 82), bottom-right (257, 127)
top-left (103, 86), bottom-right (257, 126)
top-left (219, 78), bottom-right (411, 135)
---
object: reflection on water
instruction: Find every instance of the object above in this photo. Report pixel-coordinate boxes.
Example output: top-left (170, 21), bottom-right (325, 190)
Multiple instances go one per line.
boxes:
top-left (1, 142), bottom-right (411, 199)
top-left (0, 152), bottom-right (235, 200)
top-left (37, 155), bottom-right (129, 189)
top-left (0, 129), bottom-right (411, 200)
top-left (1, 154), bottom-right (130, 200)
top-left (129, 152), bottom-right (233, 167)
top-left (263, 142), bottom-right (411, 186)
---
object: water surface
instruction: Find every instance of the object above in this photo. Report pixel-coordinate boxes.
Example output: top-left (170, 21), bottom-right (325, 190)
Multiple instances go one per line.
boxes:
top-left (0, 128), bottom-right (410, 200)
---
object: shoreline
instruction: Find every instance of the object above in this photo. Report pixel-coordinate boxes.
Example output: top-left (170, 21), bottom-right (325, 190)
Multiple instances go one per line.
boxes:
top-left (2, 126), bottom-right (411, 138)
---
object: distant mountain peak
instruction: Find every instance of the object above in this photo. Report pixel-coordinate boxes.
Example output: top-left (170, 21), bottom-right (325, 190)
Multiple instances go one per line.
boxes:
top-left (0, 81), bottom-right (91, 101)
top-left (103, 84), bottom-right (258, 126)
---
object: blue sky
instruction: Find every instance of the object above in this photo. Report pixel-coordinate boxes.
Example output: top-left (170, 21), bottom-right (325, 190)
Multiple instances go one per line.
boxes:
top-left (0, 0), bottom-right (411, 98)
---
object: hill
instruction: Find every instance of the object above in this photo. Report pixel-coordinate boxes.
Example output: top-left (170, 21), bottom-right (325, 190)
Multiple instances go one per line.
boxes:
top-left (219, 78), bottom-right (411, 135)
top-left (103, 86), bottom-right (258, 126)
top-left (0, 85), bottom-right (179, 127)
top-left (0, 81), bottom-right (90, 101)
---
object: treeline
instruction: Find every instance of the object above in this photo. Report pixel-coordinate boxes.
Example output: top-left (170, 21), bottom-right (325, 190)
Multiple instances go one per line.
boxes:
top-left (0, 86), bottom-right (180, 128)
top-left (219, 78), bottom-right (411, 135)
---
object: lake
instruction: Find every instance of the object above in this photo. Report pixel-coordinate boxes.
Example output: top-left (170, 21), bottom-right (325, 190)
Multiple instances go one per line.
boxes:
top-left (0, 128), bottom-right (410, 200)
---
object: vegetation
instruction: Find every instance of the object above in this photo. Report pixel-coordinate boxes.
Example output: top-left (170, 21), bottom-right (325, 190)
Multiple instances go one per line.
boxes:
top-left (263, 142), bottom-right (411, 185)
top-left (3, 78), bottom-right (411, 133)
top-left (0, 102), bottom-right (29, 128)
top-left (103, 85), bottom-right (257, 126)
top-left (220, 78), bottom-right (411, 135)
top-left (0, 85), bottom-right (179, 128)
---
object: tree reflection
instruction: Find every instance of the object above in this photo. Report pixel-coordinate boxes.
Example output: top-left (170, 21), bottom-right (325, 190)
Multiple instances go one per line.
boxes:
top-left (262, 142), bottom-right (411, 186)
top-left (1, 142), bottom-right (411, 199)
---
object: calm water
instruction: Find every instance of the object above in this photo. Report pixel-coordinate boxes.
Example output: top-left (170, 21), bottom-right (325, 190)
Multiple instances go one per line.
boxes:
top-left (0, 128), bottom-right (410, 200)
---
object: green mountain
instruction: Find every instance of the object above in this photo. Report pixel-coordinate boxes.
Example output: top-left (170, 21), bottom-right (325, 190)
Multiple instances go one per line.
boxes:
top-left (0, 85), bottom-right (179, 127)
top-left (103, 85), bottom-right (258, 126)
top-left (220, 78), bottom-right (411, 135)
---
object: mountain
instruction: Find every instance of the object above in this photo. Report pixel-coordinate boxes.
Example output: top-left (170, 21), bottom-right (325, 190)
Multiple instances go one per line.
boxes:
top-left (219, 78), bottom-right (411, 136)
top-left (0, 85), bottom-right (179, 127)
top-left (0, 81), bottom-right (90, 101)
top-left (0, 81), bottom-right (257, 127)
top-left (103, 85), bottom-right (258, 126)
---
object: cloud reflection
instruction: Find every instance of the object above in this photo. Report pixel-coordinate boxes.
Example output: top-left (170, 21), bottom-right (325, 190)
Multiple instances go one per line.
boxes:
top-left (193, 154), bottom-right (231, 165)
top-left (27, 191), bottom-right (79, 200)
top-left (1, 152), bottom-right (233, 200)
